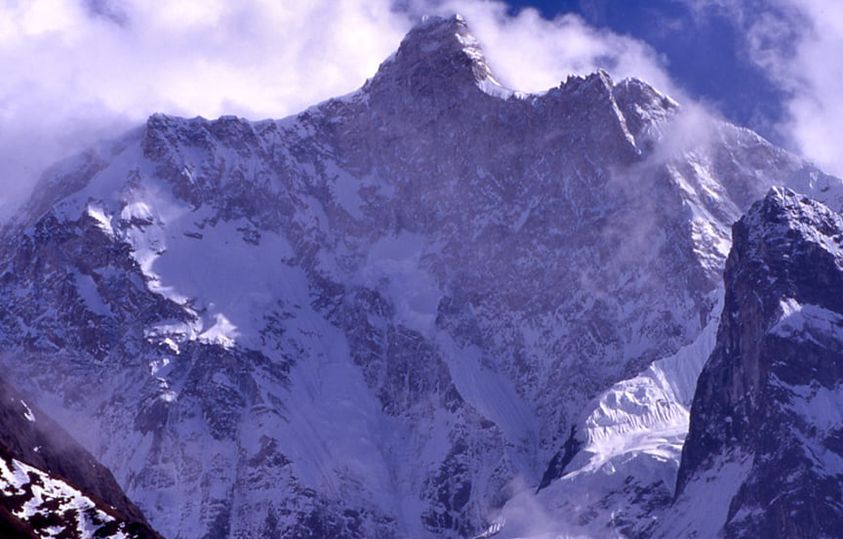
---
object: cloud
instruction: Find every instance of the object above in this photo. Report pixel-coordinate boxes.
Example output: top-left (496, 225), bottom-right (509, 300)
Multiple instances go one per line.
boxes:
top-left (778, 1), bottom-right (843, 177)
top-left (686, 0), bottom-right (843, 177)
top-left (0, 0), bottom-right (410, 212)
top-left (413, 0), bottom-right (677, 96)
top-left (0, 0), bottom-right (683, 214)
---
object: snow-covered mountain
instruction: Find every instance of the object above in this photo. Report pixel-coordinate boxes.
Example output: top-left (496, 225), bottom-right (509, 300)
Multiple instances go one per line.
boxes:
top-left (1, 14), bottom-right (842, 538)
top-left (659, 188), bottom-right (843, 538)
top-left (0, 376), bottom-right (159, 538)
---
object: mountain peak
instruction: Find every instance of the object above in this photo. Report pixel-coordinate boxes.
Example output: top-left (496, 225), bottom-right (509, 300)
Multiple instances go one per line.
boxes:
top-left (742, 187), bottom-right (843, 256)
top-left (366, 14), bottom-right (507, 99)
top-left (417, 13), bottom-right (466, 30)
top-left (402, 14), bottom-right (488, 72)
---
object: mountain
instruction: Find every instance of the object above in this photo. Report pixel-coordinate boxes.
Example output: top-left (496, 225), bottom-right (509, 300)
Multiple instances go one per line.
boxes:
top-left (658, 188), bottom-right (843, 538)
top-left (0, 376), bottom-right (159, 538)
top-left (0, 14), bottom-right (841, 538)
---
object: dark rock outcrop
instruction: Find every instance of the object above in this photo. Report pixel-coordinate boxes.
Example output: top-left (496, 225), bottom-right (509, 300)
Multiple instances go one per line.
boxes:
top-left (670, 187), bottom-right (843, 538)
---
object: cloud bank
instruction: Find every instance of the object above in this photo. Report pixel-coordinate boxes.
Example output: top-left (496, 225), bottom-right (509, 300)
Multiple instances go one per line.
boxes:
top-left (0, 0), bottom-right (692, 213)
top-left (0, 0), bottom-right (410, 211)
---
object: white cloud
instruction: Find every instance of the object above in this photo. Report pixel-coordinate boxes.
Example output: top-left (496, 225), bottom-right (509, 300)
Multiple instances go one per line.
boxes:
top-left (419, 1), bottom-right (676, 95)
top-left (0, 0), bottom-right (681, 213)
top-left (780, 1), bottom-right (843, 177)
top-left (0, 0), bottom-right (410, 212)
top-left (687, 0), bottom-right (843, 177)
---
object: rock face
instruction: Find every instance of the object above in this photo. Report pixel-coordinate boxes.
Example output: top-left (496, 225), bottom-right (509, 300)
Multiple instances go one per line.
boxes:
top-left (0, 377), bottom-right (159, 538)
top-left (0, 15), bottom-right (841, 538)
top-left (662, 188), bottom-right (843, 538)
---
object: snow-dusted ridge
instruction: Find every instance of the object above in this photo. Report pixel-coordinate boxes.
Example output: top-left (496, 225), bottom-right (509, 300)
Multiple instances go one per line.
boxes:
top-left (1, 456), bottom-right (129, 538)
top-left (0, 377), bottom-right (159, 537)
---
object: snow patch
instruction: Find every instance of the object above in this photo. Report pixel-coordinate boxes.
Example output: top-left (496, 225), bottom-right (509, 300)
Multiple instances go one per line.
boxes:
top-left (73, 272), bottom-right (112, 317)
top-left (775, 377), bottom-right (843, 436)
top-left (437, 335), bottom-right (540, 476)
top-left (120, 185), bottom-right (299, 351)
top-left (85, 203), bottom-right (115, 237)
top-left (358, 233), bottom-right (442, 335)
top-left (199, 313), bottom-right (239, 349)
top-left (20, 400), bottom-right (35, 423)
top-left (771, 298), bottom-right (843, 342)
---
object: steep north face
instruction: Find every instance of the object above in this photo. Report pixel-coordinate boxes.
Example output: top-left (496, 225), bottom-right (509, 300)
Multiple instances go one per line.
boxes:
top-left (659, 188), bottom-right (843, 538)
top-left (0, 15), bottom-right (841, 538)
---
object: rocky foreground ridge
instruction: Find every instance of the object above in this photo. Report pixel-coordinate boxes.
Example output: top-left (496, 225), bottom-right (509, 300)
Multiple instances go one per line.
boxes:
top-left (0, 377), bottom-right (159, 538)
